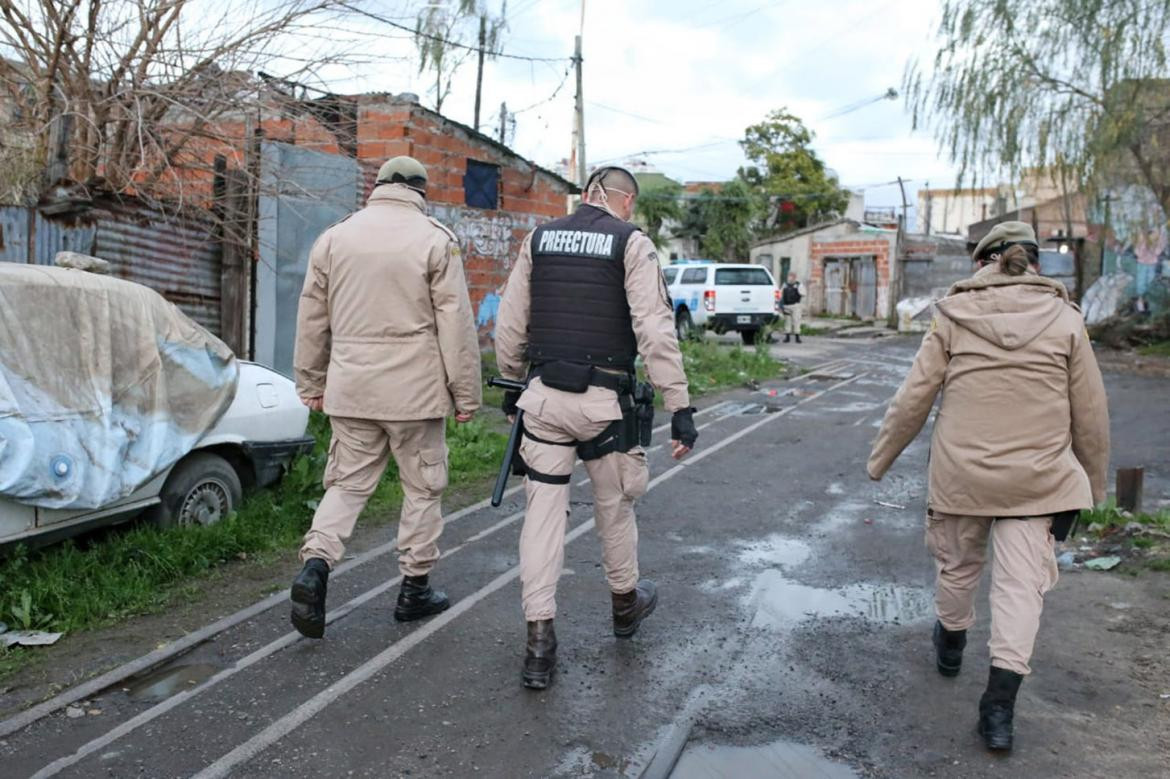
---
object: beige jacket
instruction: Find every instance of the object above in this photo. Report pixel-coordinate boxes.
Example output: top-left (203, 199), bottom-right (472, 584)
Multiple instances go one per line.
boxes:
top-left (294, 185), bottom-right (482, 421)
top-left (494, 206), bottom-right (691, 411)
top-left (868, 266), bottom-right (1110, 516)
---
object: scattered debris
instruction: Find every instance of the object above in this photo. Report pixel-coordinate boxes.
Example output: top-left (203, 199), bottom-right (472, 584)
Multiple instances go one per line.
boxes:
top-left (65, 706), bottom-right (85, 719)
top-left (1056, 551), bottom-right (1078, 571)
top-left (1, 630), bottom-right (64, 647)
top-left (874, 500), bottom-right (906, 510)
top-left (863, 518), bottom-right (874, 525)
top-left (1084, 556), bottom-right (1123, 571)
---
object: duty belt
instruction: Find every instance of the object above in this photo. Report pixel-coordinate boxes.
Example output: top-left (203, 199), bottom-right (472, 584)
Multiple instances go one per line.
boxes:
top-left (530, 363), bottom-right (633, 394)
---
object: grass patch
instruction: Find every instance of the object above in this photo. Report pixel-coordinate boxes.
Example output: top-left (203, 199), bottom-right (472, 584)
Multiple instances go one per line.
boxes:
top-left (0, 413), bottom-right (505, 674)
top-left (1079, 500), bottom-right (1170, 572)
top-left (1137, 341), bottom-right (1170, 358)
top-left (675, 339), bottom-right (783, 397)
top-left (1081, 500), bottom-right (1170, 534)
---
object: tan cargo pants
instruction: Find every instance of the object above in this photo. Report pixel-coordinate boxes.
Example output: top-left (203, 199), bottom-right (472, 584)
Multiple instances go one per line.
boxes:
top-left (783, 302), bottom-right (803, 335)
top-left (515, 378), bottom-right (650, 621)
top-left (927, 510), bottom-right (1058, 675)
top-left (300, 417), bottom-right (448, 577)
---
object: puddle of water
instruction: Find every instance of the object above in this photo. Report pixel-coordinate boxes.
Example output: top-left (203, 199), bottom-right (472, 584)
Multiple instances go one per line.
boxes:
top-left (819, 400), bottom-right (883, 414)
top-left (671, 739), bottom-right (858, 779)
top-left (699, 576), bottom-right (746, 594)
top-left (738, 535), bottom-right (811, 568)
top-left (125, 663), bottom-right (219, 703)
top-left (745, 569), bottom-right (933, 629)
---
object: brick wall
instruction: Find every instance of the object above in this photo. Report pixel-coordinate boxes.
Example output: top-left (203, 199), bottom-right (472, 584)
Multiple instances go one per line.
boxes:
top-left (351, 99), bottom-right (572, 340)
top-left (162, 95), bottom-right (573, 343)
top-left (808, 238), bottom-right (893, 317)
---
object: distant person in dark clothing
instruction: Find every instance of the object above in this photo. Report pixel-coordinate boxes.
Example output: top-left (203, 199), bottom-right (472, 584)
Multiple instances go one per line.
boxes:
top-left (780, 273), bottom-right (803, 343)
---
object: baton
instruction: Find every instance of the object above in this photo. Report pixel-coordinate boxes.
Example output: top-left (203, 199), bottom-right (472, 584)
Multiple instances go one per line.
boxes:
top-left (488, 376), bottom-right (527, 507)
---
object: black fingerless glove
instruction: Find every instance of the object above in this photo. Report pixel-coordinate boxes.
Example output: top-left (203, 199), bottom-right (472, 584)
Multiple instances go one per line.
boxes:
top-left (671, 407), bottom-right (698, 448)
top-left (502, 390), bottom-right (521, 417)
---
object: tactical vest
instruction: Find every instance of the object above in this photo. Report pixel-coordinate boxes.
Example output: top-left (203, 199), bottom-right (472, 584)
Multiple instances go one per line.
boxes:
top-left (527, 205), bottom-right (639, 370)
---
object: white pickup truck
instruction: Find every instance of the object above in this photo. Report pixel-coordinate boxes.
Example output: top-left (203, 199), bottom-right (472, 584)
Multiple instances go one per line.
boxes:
top-left (662, 262), bottom-right (780, 344)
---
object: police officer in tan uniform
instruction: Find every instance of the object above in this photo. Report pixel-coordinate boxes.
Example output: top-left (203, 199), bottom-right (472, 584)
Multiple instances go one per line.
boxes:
top-left (868, 221), bottom-right (1109, 751)
top-left (494, 165), bottom-right (698, 689)
top-left (290, 156), bottom-right (482, 639)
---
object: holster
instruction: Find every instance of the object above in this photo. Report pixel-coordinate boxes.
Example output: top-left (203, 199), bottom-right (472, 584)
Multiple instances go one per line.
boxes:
top-left (1050, 510), bottom-right (1079, 541)
top-left (576, 382), bottom-right (655, 461)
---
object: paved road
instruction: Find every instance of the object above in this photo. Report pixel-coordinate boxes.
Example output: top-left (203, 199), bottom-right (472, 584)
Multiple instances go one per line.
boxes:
top-left (3, 336), bottom-right (1167, 778)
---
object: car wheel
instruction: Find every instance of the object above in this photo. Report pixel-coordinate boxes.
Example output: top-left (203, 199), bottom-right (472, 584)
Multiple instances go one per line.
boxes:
top-left (740, 328), bottom-right (759, 345)
top-left (154, 452), bottom-right (243, 528)
top-left (676, 310), bottom-right (695, 341)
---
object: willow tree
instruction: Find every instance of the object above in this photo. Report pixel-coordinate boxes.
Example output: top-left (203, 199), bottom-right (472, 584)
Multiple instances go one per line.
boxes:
top-left (414, 0), bottom-right (507, 115)
top-left (907, 0), bottom-right (1170, 297)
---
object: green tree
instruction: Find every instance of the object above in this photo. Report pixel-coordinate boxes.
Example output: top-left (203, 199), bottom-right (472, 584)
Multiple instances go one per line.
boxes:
top-left (675, 179), bottom-right (762, 261)
top-left (906, 0), bottom-right (1170, 298)
top-left (633, 179), bottom-right (684, 249)
top-left (739, 108), bottom-right (851, 232)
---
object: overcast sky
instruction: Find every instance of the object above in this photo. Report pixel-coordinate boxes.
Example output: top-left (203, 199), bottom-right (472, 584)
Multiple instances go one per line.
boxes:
top-left (326, 0), bottom-right (961, 214)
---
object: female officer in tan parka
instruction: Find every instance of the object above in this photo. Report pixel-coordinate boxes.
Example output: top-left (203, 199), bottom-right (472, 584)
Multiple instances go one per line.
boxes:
top-left (867, 221), bottom-right (1110, 753)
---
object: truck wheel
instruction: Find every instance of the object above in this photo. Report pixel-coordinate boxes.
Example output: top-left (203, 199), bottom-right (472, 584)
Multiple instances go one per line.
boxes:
top-left (740, 328), bottom-right (759, 345)
top-left (154, 452), bottom-right (243, 528)
top-left (676, 310), bottom-right (695, 341)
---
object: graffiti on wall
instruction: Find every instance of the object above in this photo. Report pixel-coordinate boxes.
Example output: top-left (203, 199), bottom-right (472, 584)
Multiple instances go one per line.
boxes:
top-left (431, 205), bottom-right (544, 338)
top-left (1091, 185), bottom-right (1169, 314)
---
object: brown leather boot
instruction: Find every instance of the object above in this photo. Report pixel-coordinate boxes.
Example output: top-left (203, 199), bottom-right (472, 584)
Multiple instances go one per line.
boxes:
top-left (612, 579), bottom-right (658, 638)
top-left (522, 619), bottom-right (557, 690)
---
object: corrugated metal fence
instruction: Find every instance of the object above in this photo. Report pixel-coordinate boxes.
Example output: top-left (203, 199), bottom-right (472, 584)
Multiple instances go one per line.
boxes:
top-left (0, 200), bottom-right (223, 335)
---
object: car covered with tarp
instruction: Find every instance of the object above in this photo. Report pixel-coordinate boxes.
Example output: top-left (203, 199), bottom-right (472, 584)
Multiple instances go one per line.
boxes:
top-left (0, 257), bottom-right (311, 547)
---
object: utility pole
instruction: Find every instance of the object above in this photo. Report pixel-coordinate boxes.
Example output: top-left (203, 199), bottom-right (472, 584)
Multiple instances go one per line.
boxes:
top-left (573, 34), bottom-right (586, 187)
top-left (473, 13), bottom-right (486, 131)
top-left (498, 101), bottom-right (507, 144)
top-left (924, 181), bottom-right (932, 237)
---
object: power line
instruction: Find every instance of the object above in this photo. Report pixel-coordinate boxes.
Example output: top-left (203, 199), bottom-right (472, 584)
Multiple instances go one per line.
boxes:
top-left (592, 137), bottom-right (741, 165)
top-left (587, 101), bottom-right (669, 125)
top-left (512, 66), bottom-right (572, 114)
top-left (342, 4), bottom-right (573, 63)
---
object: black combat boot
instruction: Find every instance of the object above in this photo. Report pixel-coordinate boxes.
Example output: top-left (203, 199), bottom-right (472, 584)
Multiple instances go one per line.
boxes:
top-left (978, 666), bottom-right (1024, 751)
top-left (522, 619), bottom-right (557, 690)
top-left (795, 334), bottom-right (802, 343)
top-left (394, 574), bottom-right (450, 622)
top-left (783, 333), bottom-right (792, 343)
top-left (290, 558), bottom-right (329, 639)
top-left (612, 579), bottom-right (658, 638)
top-left (933, 620), bottom-right (967, 677)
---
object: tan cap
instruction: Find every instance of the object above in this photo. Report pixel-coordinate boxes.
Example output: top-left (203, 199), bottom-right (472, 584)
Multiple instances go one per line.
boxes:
top-left (971, 220), bottom-right (1038, 261)
top-left (376, 156), bottom-right (427, 185)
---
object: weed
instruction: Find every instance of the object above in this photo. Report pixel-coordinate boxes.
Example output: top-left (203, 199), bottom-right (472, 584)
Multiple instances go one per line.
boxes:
top-left (1137, 341), bottom-right (1170, 358)
top-left (0, 416), bottom-right (505, 643)
top-left (674, 339), bottom-right (783, 396)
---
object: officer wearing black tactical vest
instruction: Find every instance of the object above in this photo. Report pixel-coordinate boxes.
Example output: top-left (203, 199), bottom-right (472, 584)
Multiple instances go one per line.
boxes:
top-left (494, 165), bottom-right (698, 689)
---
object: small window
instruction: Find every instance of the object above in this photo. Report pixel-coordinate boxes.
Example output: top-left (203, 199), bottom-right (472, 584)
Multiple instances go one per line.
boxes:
top-left (780, 256), bottom-right (792, 281)
top-left (715, 267), bottom-right (773, 285)
top-left (464, 159), bottom-right (499, 209)
top-left (681, 267), bottom-right (707, 284)
top-left (662, 267), bottom-right (678, 285)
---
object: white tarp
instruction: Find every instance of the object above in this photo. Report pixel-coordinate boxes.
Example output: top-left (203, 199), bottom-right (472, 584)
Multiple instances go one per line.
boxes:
top-left (0, 264), bottom-right (238, 509)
